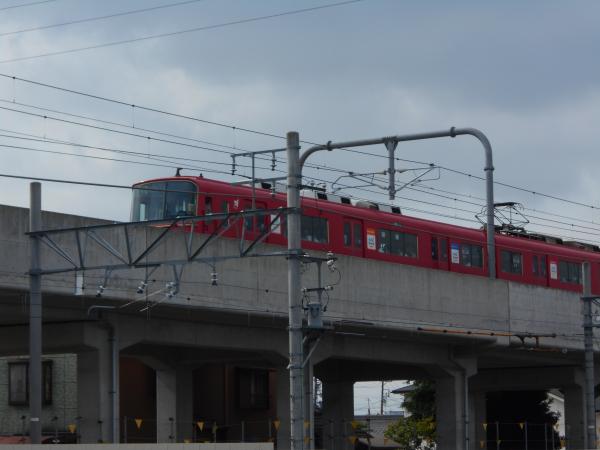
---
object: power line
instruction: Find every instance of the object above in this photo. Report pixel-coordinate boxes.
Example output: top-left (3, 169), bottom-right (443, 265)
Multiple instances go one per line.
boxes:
top-left (0, 0), bottom-right (366, 63)
top-left (0, 129), bottom-right (259, 171)
top-left (0, 0), bottom-right (56, 12)
top-left (0, 0), bottom-right (208, 37)
top-left (3, 73), bottom-right (596, 218)
top-left (0, 98), bottom-right (238, 152)
top-left (0, 101), bottom-right (376, 194)
top-left (0, 142), bottom-right (229, 174)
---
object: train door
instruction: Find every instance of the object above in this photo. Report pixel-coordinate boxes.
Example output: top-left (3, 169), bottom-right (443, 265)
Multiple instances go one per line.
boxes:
top-left (342, 218), bottom-right (364, 257)
top-left (431, 236), bottom-right (449, 270)
top-left (200, 194), bottom-right (215, 234)
top-left (242, 200), bottom-right (268, 240)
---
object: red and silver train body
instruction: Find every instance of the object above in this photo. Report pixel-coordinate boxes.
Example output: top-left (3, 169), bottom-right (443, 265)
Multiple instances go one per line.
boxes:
top-left (131, 176), bottom-right (600, 295)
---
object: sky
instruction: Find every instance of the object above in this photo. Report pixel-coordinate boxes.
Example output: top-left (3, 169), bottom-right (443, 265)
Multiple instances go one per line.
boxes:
top-left (0, 0), bottom-right (599, 413)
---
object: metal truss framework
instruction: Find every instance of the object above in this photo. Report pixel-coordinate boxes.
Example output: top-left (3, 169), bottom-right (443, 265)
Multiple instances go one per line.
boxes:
top-left (28, 207), bottom-right (297, 276)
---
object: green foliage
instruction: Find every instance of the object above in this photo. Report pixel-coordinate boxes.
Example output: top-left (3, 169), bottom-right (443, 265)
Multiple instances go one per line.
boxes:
top-left (385, 381), bottom-right (436, 449)
top-left (384, 416), bottom-right (436, 450)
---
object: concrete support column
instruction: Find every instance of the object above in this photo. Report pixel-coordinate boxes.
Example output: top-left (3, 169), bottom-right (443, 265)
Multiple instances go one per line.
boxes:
top-left (470, 390), bottom-right (486, 450)
top-left (564, 384), bottom-right (586, 449)
top-left (156, 367), bottom-right (177, 443)
top-left (176, 367), bottom-right (194, 442)
top-left (77, 347), bottom-right (112, 443)
top-left (436, 371), bottom-right (465, 450)
top-left (321, 379), bottom-right (354, 450)
top-left (276, 367), bottom-right (291, 449)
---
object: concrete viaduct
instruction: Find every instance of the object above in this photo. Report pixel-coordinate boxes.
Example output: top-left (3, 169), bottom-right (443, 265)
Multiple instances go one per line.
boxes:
top-left (0, 204), bottom-right (598, 449)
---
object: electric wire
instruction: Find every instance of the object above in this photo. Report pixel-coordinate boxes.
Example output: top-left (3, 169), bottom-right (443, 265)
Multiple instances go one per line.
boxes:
top-left (0, 0), bottom-right (56, 12)
top-left (0, 129), bottom-right (261, 171)
top-left (0, 0), bottom-right (208, 37)
top-left (0, 98), bottom-right (354, 176)
top-left (0, 142), bottom-right (230, 174)
top-left (0, 0), bottom-right (366, 64)
top-left (3, 73), bottom-right (597, 219)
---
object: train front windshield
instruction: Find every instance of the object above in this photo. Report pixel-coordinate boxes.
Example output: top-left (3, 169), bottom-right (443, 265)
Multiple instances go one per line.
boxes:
top-left (132, 180), bottom-right (197, 221)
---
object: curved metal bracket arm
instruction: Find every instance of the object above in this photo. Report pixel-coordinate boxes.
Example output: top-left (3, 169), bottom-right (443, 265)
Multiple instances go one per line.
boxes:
top-left (298, 127), bottom-right (496, 279)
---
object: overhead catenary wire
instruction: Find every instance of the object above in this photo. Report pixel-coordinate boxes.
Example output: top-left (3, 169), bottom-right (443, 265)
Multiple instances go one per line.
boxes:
top-left (0, 0), bottom-right (366, 64)
top-left (2, 73), bottom-right (597, 217)
top-left (0, 0), bottom-right (56, 12)
top-left (0, 0), bottom-right (208, 37)
top-left (0, 98), bottom-right (354, 176)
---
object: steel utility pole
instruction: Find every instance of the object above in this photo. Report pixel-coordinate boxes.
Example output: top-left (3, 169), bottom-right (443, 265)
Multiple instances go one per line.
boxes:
top-left (287, 131), bottom-right (304, 450)
top-left (286, 127), bottom-right (496, 449)
top-left (582, 261), bottom-right (598, 449)
top-left (29, 182), bottom-right (42, 444)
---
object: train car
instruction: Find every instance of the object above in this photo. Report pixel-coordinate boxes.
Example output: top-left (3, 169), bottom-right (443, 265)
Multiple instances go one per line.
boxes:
top-left (131, 175), bottom-right (600, 295)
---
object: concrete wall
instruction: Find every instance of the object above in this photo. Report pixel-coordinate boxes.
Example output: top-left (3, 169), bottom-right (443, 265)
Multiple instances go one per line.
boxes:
top-left (0, 354), bottom-right (77, 435)
top-left (0, 205), bottom-right (590, 352)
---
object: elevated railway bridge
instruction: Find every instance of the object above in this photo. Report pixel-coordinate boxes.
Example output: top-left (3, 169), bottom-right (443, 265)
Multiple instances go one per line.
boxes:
top-left (0, 203), bottom-right (597, 449)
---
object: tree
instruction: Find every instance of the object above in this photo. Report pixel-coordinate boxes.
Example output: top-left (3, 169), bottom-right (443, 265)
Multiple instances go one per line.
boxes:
top-left (384, 381), bottom-right (436, 449)
top-left (385, 381), bottom-right (560, 450)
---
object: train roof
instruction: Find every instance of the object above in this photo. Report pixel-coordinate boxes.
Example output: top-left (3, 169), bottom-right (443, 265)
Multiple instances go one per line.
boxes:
top-left (133, 175), bottom-right (600, 262)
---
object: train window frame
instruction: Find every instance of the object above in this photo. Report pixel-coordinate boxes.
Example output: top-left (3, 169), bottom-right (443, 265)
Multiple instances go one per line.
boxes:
top-left (559, 260), bottom-right (582, 284)
top-left (343, 222), bottom-right (352, 247)
top-left (501, 250), bottom-right (522, 275)
top-left (532, 255), bottom-right (547, 278)
top-left (459, 243), bottom-right (483, 268)
top-left (301, 215), bottom-right (328, 244)
top-left (132, 180), bottom-right (197, 221)
top-left (377, 228), bottom-right (418, 258)
top-left (353, 223), bottom-right (362, 248)
top-left (431, 237), bottom-right (438, 260)
top-left (440, 238), bottom-right (448, 261)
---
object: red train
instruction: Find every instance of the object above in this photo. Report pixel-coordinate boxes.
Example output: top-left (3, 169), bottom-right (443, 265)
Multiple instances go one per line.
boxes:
top-left (132, 176), bottom-right (600, 295)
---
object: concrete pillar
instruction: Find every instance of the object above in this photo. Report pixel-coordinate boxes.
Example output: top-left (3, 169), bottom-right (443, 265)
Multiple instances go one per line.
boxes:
top-left (176, 366), bottom-right (194, 442)
top-left (470, 390), bottom-right (486, 450)
top-left (77, 348), bottom-right (112, 443)
top-left (564, 384), bottom-right (586, 449)
top-left (436, 371), bottom-right (465, 450)
top-left (156, 367), bottom-right (176, 443)
top-left (276, 367), bottom-right (291, 450)
top-left (321, 379), bottom-right (354, 450)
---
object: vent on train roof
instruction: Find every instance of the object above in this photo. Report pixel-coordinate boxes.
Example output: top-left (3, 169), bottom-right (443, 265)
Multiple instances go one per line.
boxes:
top-left (341, 197), bottom-right (351, 204)
top-left (355, 201), bottom-right (379, 210)
top-left (563, 241), bottom-right (600, 252)
top-left (316, 192), bottom-right (328, 200)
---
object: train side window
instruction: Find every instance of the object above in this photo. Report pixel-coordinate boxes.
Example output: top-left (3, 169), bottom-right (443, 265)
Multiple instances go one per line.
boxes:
top-left (353, 223), bottom-right (362, 248)
top-left (532, 255), bottom-right (547, 278)
top-left (460, 243), bottom-right (483, 268)
top-left (431, 237), bottom-right (438, 260)
top-left (313, 217), bottom-right (328, 243)
top-left (257, 207), bottom-right (267, 233)
top-left (440, 239), bottom-right (448, 261)
top-left (343, 222), bottom-right (352, 247)
top-left (559, 261), bottom-right (568, 282)
top-left (404, 233), bottom-right (418, 258)
top-left (377, 228), bottom-right (418, 257)
top-left (378, 229), bottom-right (391, 253)
top-left (559, 260), bottom-right (582, 284)
top-left (301, 215), bottom-right (313, 241)
top-left (540, 256), bottom-right (547, 277)
top-left (501, 250), bottom-right (522, 274)
top-left (301, 215), bottom-right (328, 244)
